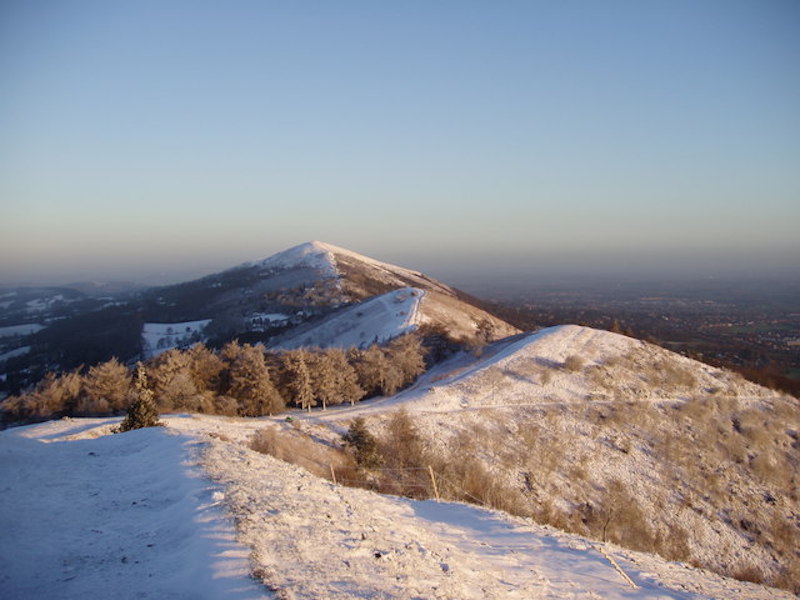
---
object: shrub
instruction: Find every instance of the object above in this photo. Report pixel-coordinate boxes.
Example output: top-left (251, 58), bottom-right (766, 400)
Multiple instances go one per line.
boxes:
top-left (564, 355), bottom-right (585, 373)
top-left (250, 427), bottom-right (351, 481)
top-left (342, 417), bottom-right (383, 470)
top-left (116, 363), bottom-right (162, 433)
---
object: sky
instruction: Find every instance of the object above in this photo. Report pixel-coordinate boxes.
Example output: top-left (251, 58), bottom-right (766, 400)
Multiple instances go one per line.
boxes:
top-left (1, 0), bottom-right (798, 286)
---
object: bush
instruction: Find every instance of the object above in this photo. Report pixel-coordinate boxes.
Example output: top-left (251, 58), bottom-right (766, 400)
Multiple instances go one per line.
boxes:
top-left (116, 363), bottom-right (162, 433)
top-left (250, 426), bottom-right (352, 481)
top-left (342, 417), bottom-right (383, 470)
top-left (564, 355), bottom-right (585, 372)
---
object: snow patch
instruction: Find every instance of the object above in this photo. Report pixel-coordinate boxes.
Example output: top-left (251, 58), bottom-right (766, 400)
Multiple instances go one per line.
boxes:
top-left (275, 287), bottom-right (424, 349)
top-left (142, 320), bottom-right (211, 359)
top-left (257, 240), bottom-right (338, 277)
top-left (0, 323), bottom-right (45, 338)
top-left (0, 346), bottom-right (30, 362)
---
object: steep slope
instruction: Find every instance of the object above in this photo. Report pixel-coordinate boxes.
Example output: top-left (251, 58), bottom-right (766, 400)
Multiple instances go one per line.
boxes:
top-left (281, 325), bottom-right (799, 592)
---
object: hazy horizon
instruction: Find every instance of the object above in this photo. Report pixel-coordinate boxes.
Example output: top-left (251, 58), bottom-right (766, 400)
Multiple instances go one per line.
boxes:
top-left (2, 240), bottom-right (798, 291)
top-left (2, 2), bottom-right (798, 288)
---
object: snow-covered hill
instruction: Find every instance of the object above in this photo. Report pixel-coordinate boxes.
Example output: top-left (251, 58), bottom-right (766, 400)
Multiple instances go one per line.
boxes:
top-left (0, 241), bottom-right (519, 393)
top-left (256, 240), bottom-right (456, 298)
top-left (1, 416), bottom-right (793, 600)
top-left (253, 241), bottom-right (518, 345)
top-left (271, 325), bottom-right (799, 592)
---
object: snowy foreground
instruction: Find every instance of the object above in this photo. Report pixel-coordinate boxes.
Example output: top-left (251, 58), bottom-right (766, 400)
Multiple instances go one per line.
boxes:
top-left (1, 416), bottom-right (792, 600)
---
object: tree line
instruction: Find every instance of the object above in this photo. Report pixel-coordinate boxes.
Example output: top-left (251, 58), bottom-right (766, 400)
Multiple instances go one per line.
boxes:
top-left (1, 334), bottom-right (427, 424)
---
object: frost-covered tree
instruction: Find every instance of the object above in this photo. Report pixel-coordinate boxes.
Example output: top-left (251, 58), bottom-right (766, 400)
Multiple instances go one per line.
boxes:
top-left (186, 343), bottom-right (224, 394)
top-left (282, 350), bottom-right (315, 411)
top-left (117, 362), bottom-right (161, 432)
top-left (308, 350), bottom-right (338, 410)
top-left (221, 341), bottom-right (284, 416)
top-left (32, 370), bottom-right (83, 418)
top-left (148, 348), bottom-right (198, 411)
top-left (352, 344), bottom-right (389, 397)
top-left (79, 357), bottom-right (131, 415)
top-left (386, 334), bottom-right (426, 388)
top-left (1, 369), bottom-right (83, 422)
top-left (327, 348), bottom-right (365, 406)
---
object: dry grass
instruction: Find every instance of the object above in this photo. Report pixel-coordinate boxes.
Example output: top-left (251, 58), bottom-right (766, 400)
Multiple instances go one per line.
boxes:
top-left (251, 393), bottom-right (800, 594)
top-left (250, 427), bottom-right (352, 481)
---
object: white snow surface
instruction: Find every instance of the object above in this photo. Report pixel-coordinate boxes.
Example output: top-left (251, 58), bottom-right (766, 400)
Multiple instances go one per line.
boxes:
top-left (0, 323), bottom-right (44, 338)
top-left (258, 241), bottom-right (456, 296)
top-left (382, 324), bottom-right (773, 413)
top-left (257, 240), bottom-right (339, 277)
top-left (1, 413), bottom-right (791, 600)
top-left (275, 287), bottom-right (424, 349)
top-left (0, 346), bottom-right (30, 362)
top-left (142, 320), bottom-right (212, 359)
top-left (0, 420), bottom-right (265, 600)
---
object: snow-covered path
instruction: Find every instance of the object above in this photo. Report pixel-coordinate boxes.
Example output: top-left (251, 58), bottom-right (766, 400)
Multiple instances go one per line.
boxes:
top-left (0, 422), bottom-right (268, 600)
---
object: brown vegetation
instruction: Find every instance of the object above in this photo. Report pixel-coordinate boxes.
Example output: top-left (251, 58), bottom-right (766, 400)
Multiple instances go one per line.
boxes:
top-left (251, 395), bottom-right (800, 593)
top-left (1, 333), bottom-right (428, 424)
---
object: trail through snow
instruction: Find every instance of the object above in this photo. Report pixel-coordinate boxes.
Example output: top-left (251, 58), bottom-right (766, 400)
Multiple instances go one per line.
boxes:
top-left (0, 422), bottom-right (267, 600)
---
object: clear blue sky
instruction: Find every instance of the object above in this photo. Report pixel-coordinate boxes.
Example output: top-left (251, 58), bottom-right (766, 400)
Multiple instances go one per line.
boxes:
top-left (1, 1), bottom-right (798, 285)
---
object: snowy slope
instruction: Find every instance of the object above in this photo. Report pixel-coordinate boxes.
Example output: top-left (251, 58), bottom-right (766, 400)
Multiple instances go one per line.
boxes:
top-left (2, 416), bottom-right (792, 600)
top-left (0, 323), bottom-right (45, 338)
top-left (399, 324), bottom-right (773, 411)
top-left (258, 241), bottom-right (454, 297)
top-left (290, 325), bottom-right (796, 590)
top-left (275, 287), bottom-right (424, 349)
top-left (256, 240), bottom-right (339, 277)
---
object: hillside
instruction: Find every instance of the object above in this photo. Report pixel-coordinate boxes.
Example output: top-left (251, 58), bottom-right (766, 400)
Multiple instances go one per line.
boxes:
top-left (1, 416), bottom-right (793, 600)
top-left (274, 287), bottom-right (425, 349)
top-left (262, 325), bottom-right (800, 592)
top-left (0, 242), bottom-right (517, 396)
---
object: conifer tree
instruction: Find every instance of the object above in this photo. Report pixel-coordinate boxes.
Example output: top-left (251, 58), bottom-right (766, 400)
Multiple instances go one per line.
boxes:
top-left (80, 357), bottom-right (131, 415)
top-left (31, 370), bottom-right (83, 418)
top-left (186, 343), bottom-right (224, 394)
top-left (353, 344), bottom-right (389, 397)
top-left (117, 362), bottom-right (161, 432)
top-left (308, 350), bottom-right (338, 410)
top-left (342, 417), bottom-right (383, 469)
top-left (148, 348), bottom-right (198, 411)
top-left (221, 342), bottom-right (284, 416)
top-left (386, 334), bottom-right (427, 388)
top-left (283, 350), bottom-right (315, 411)
top-left (328, 348), bottom-right (365, 406)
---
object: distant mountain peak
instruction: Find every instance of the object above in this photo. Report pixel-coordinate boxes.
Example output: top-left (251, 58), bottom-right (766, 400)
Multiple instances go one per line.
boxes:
top-left (257, 241), bottom-right (338, 277)
top-left (254, 241), bottom-right (440, 295)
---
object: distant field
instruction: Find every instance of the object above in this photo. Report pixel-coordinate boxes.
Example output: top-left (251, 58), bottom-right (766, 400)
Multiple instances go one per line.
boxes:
top-left (722, 323), bottom-right (793, 334)
top-left (660, 339), bottom-right (706, 348)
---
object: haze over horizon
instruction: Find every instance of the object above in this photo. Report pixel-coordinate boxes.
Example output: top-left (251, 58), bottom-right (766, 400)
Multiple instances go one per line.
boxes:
top-left (2, 2), bottom-right (798, 287)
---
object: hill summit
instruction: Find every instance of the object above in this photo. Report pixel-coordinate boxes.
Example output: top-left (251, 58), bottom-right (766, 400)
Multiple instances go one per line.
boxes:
top-left (137, 240), bottom-right (517, 353)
